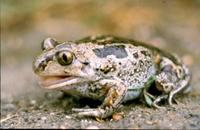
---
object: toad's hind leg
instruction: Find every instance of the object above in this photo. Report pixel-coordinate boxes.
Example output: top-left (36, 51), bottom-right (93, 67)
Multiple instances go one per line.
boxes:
top-left (167, 65), bottom-right (191, 105)
top-left (154, 57), bottom-right (191, 107)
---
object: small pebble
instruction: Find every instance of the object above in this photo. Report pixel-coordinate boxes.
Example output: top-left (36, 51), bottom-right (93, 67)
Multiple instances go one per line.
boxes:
top-left (30, 100), bottom-right (36, 105)
top-left (60, 125), bottom-right (66, 129)
top-left (81, 119), bottom-right (88, 123)
top-left (145, 120), bottom-right (153, 125)
top-left (112, 113), bottom-right (123, 121)
top-left (50, 112), bottom-right (55, 116)
top-left (65, 115), bottom-right (72, 119)
top-left (86, 125), bottom-right (99, 129)
top-left (39, 105), bottom-right (44, 109)
top-left (41, 116), bottom-right (47, 120)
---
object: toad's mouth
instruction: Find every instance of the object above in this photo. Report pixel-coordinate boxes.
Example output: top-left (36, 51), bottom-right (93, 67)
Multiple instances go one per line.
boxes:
top-left (38, 75), bottom-right (81, 89)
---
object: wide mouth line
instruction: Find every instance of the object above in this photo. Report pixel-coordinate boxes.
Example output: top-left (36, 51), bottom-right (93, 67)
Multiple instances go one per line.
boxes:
top-left (38, 75), bottom-right (79, 88)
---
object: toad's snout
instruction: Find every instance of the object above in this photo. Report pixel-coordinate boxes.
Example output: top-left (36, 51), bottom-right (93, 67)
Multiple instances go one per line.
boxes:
top-left (33, 55), bottom-right (51, 74)
top-left (33, 58), bottom-right (45, 74)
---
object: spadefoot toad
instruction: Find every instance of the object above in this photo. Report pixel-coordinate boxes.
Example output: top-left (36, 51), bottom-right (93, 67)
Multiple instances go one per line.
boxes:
top-left (33, 35), bottom-right (191, 118)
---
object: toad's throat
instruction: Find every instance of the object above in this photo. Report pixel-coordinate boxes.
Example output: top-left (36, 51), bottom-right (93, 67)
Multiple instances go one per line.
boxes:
top-left (38, 76), bottom-right (80, 89)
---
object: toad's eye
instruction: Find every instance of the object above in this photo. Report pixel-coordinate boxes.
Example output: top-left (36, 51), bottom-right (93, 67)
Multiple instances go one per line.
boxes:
top-left (56, 51), bottom-right (74, 66)
top-left (42, 38), bottom-right (58, 50)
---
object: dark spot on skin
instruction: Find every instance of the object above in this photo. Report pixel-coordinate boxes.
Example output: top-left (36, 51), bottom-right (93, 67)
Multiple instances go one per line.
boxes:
top-left (82, 62), bottom-right (89, 65)
top-left (133, 52), bottom-right (139, 59)
top-left (100, 68), bottom-right (104, 72)
top-left (131, 62), bottom-right (137, 66)
top-left (99, 66), bottom-right (112, 74)
top-left (93, 45), bottom-right (128, 58)
top-left (141, 50), bottom-right (150, 57)
top-left (103, 70), bottom-right (110, 74)
top-left (139, 60), bottom-right (144, 66)
top-left (129, 73), bottom-right (134, 76)
top-left (146, 60), bottom-right (151, 64)
top-left (134, 68), bottom-right (138, 73)
top-left (44, 56), bottom-right (52, 63)
top-left (164, 85), bottom-right (169, 89)
top-left (38, 56), bottom-right (53, 71)
top-left (38, 60), bottom-right (47, 71)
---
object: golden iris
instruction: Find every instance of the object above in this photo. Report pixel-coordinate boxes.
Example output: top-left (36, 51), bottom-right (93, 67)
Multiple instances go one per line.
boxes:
top-left (56, 51), bottom-right (73, 66)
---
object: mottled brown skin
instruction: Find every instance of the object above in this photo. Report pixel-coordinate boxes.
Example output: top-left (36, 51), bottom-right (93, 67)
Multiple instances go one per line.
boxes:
top-left (33, 35), bottom-right (191, 118)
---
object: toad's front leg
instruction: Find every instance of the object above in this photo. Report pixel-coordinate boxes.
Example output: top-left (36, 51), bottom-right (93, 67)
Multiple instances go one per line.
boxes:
top-left (72, 79), bottom-right (127, 118)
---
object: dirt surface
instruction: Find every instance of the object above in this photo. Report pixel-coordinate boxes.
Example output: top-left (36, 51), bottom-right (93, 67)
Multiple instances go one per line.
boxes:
top-left (1, 0), bottom-right (200, 129)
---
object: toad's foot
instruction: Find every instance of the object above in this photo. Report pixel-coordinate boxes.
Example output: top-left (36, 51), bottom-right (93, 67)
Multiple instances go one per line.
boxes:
top-left (144, 92), bottom-right (177, 109)
top-left (143, 89), bottom-right (177, 109)
top-left (152, 95), bottom-right (168, 109)
top-left (143, 89), bottom-right (165, 109)
top-left (72, 108), bottom-right (112, 118)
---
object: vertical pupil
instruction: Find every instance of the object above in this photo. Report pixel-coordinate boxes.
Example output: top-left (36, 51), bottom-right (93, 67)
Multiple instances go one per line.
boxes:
top-left (62, 53), bottom-right (68, 62)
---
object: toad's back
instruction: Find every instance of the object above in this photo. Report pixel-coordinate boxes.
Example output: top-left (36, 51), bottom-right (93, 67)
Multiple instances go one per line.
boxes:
top-left (74, 37), bottom-right (157, 90)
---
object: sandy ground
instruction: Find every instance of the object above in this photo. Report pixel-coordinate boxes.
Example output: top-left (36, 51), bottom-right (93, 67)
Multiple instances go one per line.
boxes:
top-left (1, 0), bottom-right (200, 129)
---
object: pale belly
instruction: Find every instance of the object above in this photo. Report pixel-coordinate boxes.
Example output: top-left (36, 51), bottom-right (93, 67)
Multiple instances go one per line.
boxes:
top-left (123, 89), bottom-right (142, 102)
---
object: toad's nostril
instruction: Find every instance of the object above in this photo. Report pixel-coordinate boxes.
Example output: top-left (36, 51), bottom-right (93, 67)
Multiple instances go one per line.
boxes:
top-left (33, 53), bottom-right (54, 74)
top-left (33, 58), bottom-right (47, 73)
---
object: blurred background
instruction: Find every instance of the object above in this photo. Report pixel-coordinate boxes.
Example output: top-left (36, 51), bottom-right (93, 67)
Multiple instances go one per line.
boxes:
top-left (1, 0), bottom-right (200, 111)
